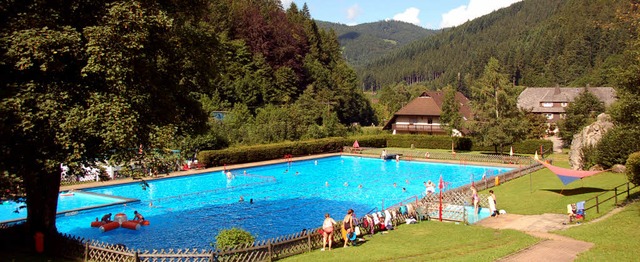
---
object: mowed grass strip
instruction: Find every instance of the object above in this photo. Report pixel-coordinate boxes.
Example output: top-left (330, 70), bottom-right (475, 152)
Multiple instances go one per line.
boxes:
top-left (282, 221), bottom-right (538, 262)
top-left (555, 200), bottom-right (640, 262)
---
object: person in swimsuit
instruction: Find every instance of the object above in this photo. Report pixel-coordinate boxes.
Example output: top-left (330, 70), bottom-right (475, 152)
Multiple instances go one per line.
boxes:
top-left (133, 210), bottom-right (145, 221)
top-left (342, 209), bottom-right (354, 247)
top-left (321, 213), bottom-right (337, 251)
top-left (101, 213), bottom-right (112, 223)
top-left (471, 186), bottom-right (479, 218)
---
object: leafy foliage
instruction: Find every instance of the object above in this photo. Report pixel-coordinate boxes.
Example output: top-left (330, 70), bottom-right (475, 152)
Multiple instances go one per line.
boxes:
top-left (468, 58), bottom-right (527, 153)
top-left (625, 151), bottom-right (640, 185)
top-left (594, 127), bottom-right (640, 168)
top-left (557, 89), bottom-right (605, 146)
top-left (214, 227), bottom-right (255, 250)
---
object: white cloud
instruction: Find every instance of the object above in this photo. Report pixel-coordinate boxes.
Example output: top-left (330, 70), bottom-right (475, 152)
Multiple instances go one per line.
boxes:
top-left (346, 4), bottom-right (362, 20)
top-left (280, 0), bottom-right (294, 9)
top-left (393, 7), bottom-right (421, 26)
top-left (440, 0), bottom-right (522, 28)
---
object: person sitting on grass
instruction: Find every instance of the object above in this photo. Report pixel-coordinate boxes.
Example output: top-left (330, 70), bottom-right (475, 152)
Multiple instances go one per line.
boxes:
top-left (567, 203), bottom-right (577, 223)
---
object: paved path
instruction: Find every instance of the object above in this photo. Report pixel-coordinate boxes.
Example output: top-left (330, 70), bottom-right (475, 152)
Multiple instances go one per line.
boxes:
top-left (480, 206), bottom-right (629, 261)
top-left (476, 213), bottom-right (594, 262)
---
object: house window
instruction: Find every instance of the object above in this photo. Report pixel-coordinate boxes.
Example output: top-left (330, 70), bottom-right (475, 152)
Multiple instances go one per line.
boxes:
top-left (541, 102), bottom-right (553, 107)
top-left (545, 113), bottom-right (554, 120)
top-left (427, 118), bottom-right (433, 124)
top-left (561, 102), bottom-right (568, 107)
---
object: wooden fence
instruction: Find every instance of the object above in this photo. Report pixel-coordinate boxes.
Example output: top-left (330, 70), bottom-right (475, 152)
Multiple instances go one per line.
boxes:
top-left (583, 181), bottom-right (639, 217)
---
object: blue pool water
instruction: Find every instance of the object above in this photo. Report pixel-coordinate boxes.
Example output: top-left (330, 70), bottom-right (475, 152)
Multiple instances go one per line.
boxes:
top-left (49, 156), bottom-right (509, 250)
top-left (0, 192), bottom-right (129, 223)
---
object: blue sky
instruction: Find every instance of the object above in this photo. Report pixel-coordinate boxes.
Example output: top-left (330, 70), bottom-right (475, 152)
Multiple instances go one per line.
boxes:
top-left (280, 0), bottom-right (522, 29)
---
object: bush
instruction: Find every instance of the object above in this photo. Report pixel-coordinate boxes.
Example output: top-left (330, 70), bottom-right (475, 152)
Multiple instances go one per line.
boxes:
top-left (595, 127), bottom-right (640, 168)
top-left (214, 227), bottom-right (255, 250)
top-left (625, 152), bottom-right (640, 185)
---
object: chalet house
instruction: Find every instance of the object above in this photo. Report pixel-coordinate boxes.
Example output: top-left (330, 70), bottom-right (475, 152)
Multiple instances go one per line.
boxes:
top-left (517, 87), bottom-right (617, 124)
top-left (383, 91), bottom-right (473, 135)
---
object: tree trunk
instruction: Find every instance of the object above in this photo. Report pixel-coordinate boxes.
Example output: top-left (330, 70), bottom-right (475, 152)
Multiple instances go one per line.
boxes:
top-left (23, 168), bottom-right (61, 254)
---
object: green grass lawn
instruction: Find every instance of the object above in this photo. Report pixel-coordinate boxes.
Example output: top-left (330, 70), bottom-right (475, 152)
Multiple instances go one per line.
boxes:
top-left (555, 199), bottom-right (640, 261)
top-left (485, 155), bottom-right (638, 219)
top-left (282, 221), bottom-right (539, 262)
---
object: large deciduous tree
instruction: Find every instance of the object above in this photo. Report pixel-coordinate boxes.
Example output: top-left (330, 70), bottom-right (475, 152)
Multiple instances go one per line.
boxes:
top-left (0, 0), bottom-right (214, 253)
top-left (558, 89), bottom-right (605, 146)
top-left (469, 58), bottom-right (527, 153)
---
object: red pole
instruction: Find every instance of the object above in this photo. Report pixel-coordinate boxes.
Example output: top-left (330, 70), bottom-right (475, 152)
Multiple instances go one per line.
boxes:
top-left (438, 175), bottom-right (444, 221)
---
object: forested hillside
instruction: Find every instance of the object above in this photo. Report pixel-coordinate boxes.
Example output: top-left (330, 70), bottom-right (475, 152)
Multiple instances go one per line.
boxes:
top-left (316, 20), bottom-right (436, 67)
top-left (360, 0), bottom-right (633, 95)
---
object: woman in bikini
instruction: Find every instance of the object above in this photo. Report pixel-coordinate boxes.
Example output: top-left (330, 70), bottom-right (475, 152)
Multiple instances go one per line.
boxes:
top-left (342, 209), bottom-right (354, 247)
top-left (471, 186), bottom-right (479, 218)
top-left (321, 213), bottom-right (337, 251)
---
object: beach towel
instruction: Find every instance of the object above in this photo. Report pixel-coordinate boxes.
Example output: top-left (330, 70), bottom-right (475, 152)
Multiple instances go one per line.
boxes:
top-left (384, 210), bottom-right (392, 228)
top-left (576, 201), bottom-right (585, 216)
top-left (372, 213), bottom-right (380, 225)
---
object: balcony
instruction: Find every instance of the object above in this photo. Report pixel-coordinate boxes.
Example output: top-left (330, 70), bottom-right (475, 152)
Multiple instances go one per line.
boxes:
top-left (392, 123), bottom-right (446, 134)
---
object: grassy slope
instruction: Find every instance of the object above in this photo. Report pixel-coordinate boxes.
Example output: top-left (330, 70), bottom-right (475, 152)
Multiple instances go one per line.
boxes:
top-left (488, 152), bottom-right (638, 219)
top-left (557, 200), bottom-right (640, 261)
top-left (282, 221), bottom-right (538, 262)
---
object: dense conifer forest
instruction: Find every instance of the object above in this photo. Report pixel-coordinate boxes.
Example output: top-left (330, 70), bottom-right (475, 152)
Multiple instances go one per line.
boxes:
top-left (316, 20), bottom-right (436, 67)
top-left (357, 0), bottom-right (632, 95)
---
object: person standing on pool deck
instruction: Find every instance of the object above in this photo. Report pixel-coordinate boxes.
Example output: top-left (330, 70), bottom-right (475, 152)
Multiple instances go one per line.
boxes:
top-left (342, 209), bottom-right (354, 247)
top-left (321, 213), bottom-right (337, 251)
top-left (471, 186), bottom-right (479, 221)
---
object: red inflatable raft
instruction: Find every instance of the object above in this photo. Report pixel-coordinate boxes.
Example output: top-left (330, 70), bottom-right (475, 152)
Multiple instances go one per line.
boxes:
top-left (99, 221), bottom-right (120, 232)
top-left (121, 221), bottom-right (140, 230)
top-left (90, 221), bottom-right (105, 228)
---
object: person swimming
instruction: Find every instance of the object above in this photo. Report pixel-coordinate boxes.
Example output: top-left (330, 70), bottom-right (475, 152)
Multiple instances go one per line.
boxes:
top-left (325, 181), bottom-right (329, 187)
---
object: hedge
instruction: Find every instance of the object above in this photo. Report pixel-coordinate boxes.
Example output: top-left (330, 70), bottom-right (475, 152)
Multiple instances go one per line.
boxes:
top-left (198, 138), bottom-right (345, 167)
top-left (198, 135), bottom-right (553, 168)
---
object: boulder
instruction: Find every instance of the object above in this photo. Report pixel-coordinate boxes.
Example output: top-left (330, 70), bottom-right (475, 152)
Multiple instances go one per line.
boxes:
top-left (611, 164), bottom-right (626, 173)
top-left (589, 164), bottom-right (604, 171)
top-left (569, 113), bottom-right (614, 170)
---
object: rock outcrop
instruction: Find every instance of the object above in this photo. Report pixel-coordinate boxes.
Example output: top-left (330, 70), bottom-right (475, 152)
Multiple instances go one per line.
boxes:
top-left (569, 113), bottom-right (614, 170)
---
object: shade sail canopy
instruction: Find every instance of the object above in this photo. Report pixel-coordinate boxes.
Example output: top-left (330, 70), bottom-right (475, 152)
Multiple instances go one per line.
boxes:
top-left (539, 160), bottom-right (605, 185)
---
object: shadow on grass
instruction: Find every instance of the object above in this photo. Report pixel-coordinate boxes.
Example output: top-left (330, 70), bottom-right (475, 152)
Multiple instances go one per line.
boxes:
top-left (542, 187), bottom-right (608, 196)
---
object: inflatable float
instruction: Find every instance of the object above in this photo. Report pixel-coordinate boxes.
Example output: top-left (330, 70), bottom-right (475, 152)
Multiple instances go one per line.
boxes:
top-left (91, 213), bottom-right (150, 232)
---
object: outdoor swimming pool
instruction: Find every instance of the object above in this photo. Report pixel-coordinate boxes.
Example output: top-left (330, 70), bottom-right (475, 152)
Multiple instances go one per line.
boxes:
top-left (0, 191), bottom-right (133, 223)
top-left (48, 156), bottom-right (510, 250)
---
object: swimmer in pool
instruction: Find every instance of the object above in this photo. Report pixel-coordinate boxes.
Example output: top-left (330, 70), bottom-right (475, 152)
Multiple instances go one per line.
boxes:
top-left (325, 181), bottom-right (329, 187)
top-left (358, 184), bottom-right (363, 189)
top-left (344, 182), bottom-right (349, 187)
top-left (393, 182), bottom-right (397, 188)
